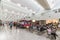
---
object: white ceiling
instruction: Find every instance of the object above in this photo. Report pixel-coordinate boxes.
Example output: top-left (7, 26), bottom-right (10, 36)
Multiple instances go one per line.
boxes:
top-left (11, 0), bottom-right (44, 12)
top-left (0, 0), bottom-right (60, 21)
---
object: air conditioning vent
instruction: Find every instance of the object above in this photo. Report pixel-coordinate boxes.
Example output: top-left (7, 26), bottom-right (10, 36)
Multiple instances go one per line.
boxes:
top-left (27, 17), bottom-right (30, 18)
top-left (49, 16), bottom-right (51, 17)
top-left (32, 13), bottom-right (35, 15)
top-left (58, 9), bottom-right (60, 12)
top-left (25, 16), bottom-right (30, 18)
top-left (41, 13), bottom-right (45, 16)
top-left (53, 9), bottom-right (58, 13)
top-left (55, 10), bottom-right (57, 13)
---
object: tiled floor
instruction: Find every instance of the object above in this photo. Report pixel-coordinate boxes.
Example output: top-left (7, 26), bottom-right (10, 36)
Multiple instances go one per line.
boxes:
top-left (0, 24), bottom-right (60, 40)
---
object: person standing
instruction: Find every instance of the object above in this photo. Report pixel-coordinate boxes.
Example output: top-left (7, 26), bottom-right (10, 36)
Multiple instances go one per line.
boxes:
top-left (9, 22), bottom-right (13, 29)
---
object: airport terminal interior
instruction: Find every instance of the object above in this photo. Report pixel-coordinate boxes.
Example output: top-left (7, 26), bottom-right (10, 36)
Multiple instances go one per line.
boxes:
top-left (0, 0), bottom-right (60, 40)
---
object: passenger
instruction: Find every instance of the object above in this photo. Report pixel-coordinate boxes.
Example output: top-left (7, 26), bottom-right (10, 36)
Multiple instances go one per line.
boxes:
top-left (40, 25), bottom-right (44, 32)
top-left (58, 23), bottom-right (60, 28)
top-left (47, 27), bottom-right (51, 38)
top-left (9, 22), bottom-right (13, 29)
top-left (16, 22), bottom-right (20, 29)
top-left (29, 25), bottom-right (33, 32)
top-left (37, 25), bottom-right (41, 31)
top-left (51, 27), bottom-right (58, 40)
top-left (32, 25), bottom-right (37, 31)
top-left (39, 25), bottom-right (45, 34)
top-left (40, 25), bottom-right (47, 32)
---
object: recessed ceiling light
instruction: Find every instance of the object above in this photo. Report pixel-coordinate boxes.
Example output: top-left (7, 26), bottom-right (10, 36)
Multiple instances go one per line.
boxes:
top-left (32, 20), bottom-right (36, 22)
top-left (12, 11), bottom-right (14, 13)
top-left (4, 9), bottom-right (8, 12)
top-left (33, 11), bottom-right (35, 13)
top-left (17, 3), bottom-right (21, 7)
top-left (7, 0), bottom-right (11, 2)
top-left (29, 9), bottom-right (33, 12)
top-left (25, 7), bottom-right (28, 9)
top-left (17, 12), bottom-right (20, 15)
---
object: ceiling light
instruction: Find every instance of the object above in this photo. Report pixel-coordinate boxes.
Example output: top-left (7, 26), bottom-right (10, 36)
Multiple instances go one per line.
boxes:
top-left (33, 11), bottom-right (35, 13)
top-left (12, 11), bottom-right (14, 13)
top-left (4, 9), bottom-right (8, 12)
top-left (29, 9), bottom-right (33, 12)
top-left (7, 0), bottom-right (11, 2)
top-left (17, 12), bottom-right (20, 15)
top-left (25, 7), bottom-right (28, 9)
top-left (32, 20), bottom-right (36, 22)
top-left (17, 3), bottom-right (21, 7)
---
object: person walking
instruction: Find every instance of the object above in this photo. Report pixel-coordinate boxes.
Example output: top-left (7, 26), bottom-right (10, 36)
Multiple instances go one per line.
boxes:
top-left (47, 27), bottom-right (51, 38)
top-left (51, 27), bottom-right (58, 40)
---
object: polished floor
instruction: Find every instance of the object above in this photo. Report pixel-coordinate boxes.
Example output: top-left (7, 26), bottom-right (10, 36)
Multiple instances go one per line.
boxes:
top-left (0, 24), bottom-right (60, 40)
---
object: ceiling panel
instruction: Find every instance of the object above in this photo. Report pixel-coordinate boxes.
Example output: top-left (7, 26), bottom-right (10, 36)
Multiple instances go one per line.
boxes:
top-left (11, 0), bottom-right (44, 12)
top-left (37, 0), bottom-right (51, 10)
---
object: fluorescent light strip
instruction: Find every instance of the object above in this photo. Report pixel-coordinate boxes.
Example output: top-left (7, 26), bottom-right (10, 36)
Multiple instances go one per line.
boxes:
top-left (47, 0), bottom-right (55, 9)
top-left (32, 0), bottom-right (44, 10)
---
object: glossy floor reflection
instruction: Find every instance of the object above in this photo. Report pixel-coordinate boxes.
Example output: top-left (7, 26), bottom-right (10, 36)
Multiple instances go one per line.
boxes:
top-left (0, 25), bottom-right (60, 40)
